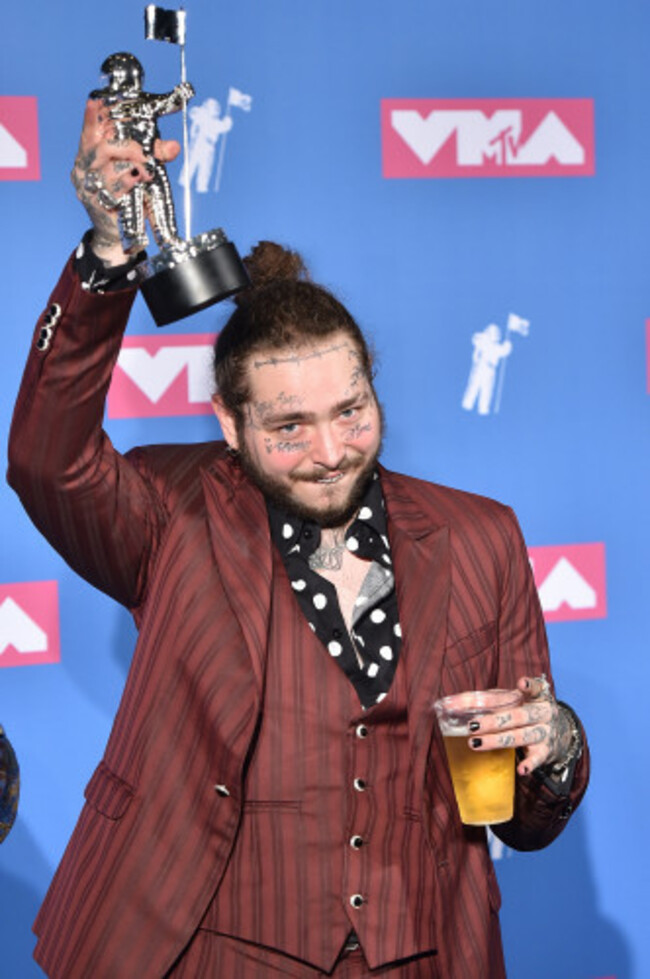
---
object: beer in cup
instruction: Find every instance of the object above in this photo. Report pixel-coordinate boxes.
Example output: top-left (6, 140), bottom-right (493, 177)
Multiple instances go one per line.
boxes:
top-left (434, 689), bottom-right (523, 826)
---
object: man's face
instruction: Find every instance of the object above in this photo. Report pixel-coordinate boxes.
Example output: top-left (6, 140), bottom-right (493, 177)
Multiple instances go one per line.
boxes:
top-left (214, 332), bottom-right (383, 527)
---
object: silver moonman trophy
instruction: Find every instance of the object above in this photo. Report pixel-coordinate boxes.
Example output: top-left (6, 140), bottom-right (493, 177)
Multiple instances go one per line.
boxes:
top-left (90, 5), bottom-right (249, 326)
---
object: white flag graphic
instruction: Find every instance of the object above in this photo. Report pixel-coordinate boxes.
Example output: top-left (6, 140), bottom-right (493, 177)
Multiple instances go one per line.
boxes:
top-left (228, 88), bottom-right (253, 112)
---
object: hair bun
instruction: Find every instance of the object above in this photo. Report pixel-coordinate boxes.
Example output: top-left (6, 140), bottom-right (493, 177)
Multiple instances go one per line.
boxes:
top-left (236, 241), bottom-right (309, 303)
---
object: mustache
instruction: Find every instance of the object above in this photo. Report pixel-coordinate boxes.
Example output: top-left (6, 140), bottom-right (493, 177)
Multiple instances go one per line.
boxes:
top-left (291, 459), bottom-right (358, 483)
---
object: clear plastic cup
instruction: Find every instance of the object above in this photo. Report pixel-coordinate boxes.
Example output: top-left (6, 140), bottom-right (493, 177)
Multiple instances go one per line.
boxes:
top-left (434, 688), bottom-right (523, 825)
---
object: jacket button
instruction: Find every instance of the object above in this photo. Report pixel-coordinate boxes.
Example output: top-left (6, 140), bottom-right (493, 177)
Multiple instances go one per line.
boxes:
top-left (350, 835), bottom-right (364, 849)
top-left (214, 784), bottom-right (230, 797)
top-left (353, 778), bottom-right (367, 792)
top-left (350, 894), bottom-right (365, 909)
top-left (48, 303), bottom-right (61, 320)
top-left (355, 724), bottom-right (369, 739)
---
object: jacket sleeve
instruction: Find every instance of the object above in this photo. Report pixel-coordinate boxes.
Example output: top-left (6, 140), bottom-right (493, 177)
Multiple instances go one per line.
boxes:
top-left (491, 507), bottom-right (589, 851)
top-left (7, 255), bottom-right (168, 612)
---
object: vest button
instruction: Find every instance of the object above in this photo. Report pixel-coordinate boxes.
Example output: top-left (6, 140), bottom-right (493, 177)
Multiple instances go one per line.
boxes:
top-left (355, 724), bottom-right (369, 739)
top-left (350, 835), bottom-right (364, 849)
top-left (353, 778), bottom-right (367, 792)
top-left (214, 784), bottom-right (230, 797)
top-left (350, 894), bottom-right (365, 909)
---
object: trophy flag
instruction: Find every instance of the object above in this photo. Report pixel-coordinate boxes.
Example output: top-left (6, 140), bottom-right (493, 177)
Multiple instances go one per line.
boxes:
top-left (145, 4), bottom-right (191, 237)
top-left (89, 6), bottom-right (251, 326)
top-left (144, 5), bottom-right (187, 45)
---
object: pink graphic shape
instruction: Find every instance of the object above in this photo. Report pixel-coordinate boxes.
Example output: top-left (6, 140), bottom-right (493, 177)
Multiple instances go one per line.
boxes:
top-left (0, 96), bottom-right (40, 181)
top-left (528, 543), bottom-right (607, 622)
top-left (381, 98), bottom-right (595, 178)
top-left (108, 332), bottom-right (217, 419)
top-left (0, 581), bottom-right (60, 667)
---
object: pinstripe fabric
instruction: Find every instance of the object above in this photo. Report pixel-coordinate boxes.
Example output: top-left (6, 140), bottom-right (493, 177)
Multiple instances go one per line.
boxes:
top-left (205, 546), bottom-right (438, 971)
top-left (7, 259), bottom-right (589, 979)
top-left (168, 931), bottom-right (441, 977)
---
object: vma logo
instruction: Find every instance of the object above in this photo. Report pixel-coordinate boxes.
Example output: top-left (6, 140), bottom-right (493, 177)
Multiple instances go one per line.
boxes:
top-left (0, 96), bottom-right (40, 181)
top-left (108, 333), bottom-right (217, 419)
top-left (529, 543), bottom-right (607, 622)
top-left (0, 582), bottom-right (60, 667)
top-left (381, 98), bottom-right (594, 178)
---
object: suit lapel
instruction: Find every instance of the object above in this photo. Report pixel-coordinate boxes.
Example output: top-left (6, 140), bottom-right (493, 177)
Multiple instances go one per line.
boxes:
top-left (381, 469), bottom-right (451, 806)
top-left (201, 457), bottom-right (272, 693)
top-left (200, 461), bottom-right (452, 778)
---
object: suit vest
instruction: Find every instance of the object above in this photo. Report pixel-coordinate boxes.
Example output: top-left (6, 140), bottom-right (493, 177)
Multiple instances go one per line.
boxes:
top-left (203, 547), bottom-right (438, 972)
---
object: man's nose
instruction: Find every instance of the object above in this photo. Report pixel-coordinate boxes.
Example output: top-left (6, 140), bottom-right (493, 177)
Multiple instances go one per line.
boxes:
top-left (311, 424), bottom-right (345, 470)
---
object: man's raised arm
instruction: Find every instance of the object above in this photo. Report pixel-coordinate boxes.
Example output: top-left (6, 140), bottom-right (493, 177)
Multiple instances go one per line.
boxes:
top-left (7, 98), bottom-right (181, 610)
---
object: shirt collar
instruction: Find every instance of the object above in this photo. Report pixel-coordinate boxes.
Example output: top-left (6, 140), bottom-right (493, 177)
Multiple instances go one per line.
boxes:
top-left (267, 470), bottom-right (390, 563)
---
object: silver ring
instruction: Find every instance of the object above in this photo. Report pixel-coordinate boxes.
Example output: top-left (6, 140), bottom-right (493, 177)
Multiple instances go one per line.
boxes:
top-left (96, 187), bottom-right (120, 211)
top-left (83, 169), bottom-right (105, 193)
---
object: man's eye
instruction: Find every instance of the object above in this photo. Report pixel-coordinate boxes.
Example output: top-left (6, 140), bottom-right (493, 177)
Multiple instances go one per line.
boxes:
top-left (341, 407), bottom-right (358, 419)
top-left (279, 423), bottom-right (299, 435)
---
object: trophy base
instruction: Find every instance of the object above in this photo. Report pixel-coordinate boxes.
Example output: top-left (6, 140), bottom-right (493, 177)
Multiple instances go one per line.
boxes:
top-left (137, 229), bottom-right (249, 327)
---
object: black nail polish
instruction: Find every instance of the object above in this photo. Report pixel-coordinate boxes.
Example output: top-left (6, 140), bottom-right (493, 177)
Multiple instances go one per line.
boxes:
top-left (131, 168), bottom-right (140, 178)
top-left (471, 737), bottom-right (482, 748)
top-left (469, 721), bottom-right (480, 732)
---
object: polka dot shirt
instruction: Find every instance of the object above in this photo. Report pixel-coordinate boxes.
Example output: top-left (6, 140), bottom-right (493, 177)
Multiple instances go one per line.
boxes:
top-left (267, 473), bottom-right (402, 709)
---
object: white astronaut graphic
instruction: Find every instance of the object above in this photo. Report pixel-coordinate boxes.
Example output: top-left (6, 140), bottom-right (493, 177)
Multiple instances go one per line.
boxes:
top-left (462, 314), bottom-right (529, 415)
top-left (179, 88), bottom-right (252, 193)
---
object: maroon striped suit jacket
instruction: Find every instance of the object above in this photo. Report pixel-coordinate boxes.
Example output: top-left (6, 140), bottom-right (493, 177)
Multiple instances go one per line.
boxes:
top-left (8, 258), bottom-right (589, 979)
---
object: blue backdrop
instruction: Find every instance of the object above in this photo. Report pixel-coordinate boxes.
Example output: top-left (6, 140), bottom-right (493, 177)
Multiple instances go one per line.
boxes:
top-left (2, 2), bottom-right (648, 977)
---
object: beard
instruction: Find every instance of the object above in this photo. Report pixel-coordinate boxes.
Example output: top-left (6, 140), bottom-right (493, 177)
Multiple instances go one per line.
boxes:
top-left (236, 411), bottom-right (384, 528)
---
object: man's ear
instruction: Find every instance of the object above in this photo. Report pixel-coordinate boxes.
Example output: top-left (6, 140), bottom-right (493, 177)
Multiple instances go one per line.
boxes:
top-left (211, 395), bottom-right (240, 450)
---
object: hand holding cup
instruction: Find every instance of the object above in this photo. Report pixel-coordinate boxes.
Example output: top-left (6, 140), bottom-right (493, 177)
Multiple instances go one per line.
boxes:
top-left (434, 676), bottom-right (575, 826)
top-left (464, 675), bottom-right (572, 777)
top-left (434, 688), bottom-right (523, 826)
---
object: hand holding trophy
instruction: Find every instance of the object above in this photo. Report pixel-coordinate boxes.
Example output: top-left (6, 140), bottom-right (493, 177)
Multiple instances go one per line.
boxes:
top-left (82, 5), bottom-right (249, 325)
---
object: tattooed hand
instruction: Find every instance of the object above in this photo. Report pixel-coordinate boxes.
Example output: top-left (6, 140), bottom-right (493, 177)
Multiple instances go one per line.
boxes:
top-left (467, 675), bottom-right (574, 777)
top-left (70, 99), bottom-right (180, 266)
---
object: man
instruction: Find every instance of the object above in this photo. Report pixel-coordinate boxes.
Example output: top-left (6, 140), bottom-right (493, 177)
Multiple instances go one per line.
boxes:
top-left (7, 99), bottom-right (588, 978)
top-left (0, 726), bottom-right (19, 843)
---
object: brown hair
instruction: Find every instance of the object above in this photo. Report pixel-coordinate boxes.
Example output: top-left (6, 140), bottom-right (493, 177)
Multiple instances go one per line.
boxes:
top-left (213, 241), bottom-right (375, 418)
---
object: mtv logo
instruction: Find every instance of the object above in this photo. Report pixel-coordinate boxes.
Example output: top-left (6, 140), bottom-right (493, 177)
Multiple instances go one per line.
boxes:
top-left (108, 333), bottom-right (217, 419)
top-left (0, 96), bottom-right (40, 181)
top-left (0, 581), bottom-right (60, 667)
top-left (528, 543), bottom-right (607, 622)
top-left (381, 98), bottom-right (594, 178)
